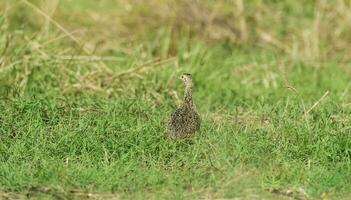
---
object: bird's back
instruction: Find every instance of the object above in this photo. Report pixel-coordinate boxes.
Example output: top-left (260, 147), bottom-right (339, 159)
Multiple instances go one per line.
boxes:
top-left (166, 106), bottom-right (201, 140)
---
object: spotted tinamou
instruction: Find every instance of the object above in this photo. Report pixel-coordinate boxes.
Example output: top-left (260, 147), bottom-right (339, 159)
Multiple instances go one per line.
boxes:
top-left (166, 73), bottom-right (201, 141)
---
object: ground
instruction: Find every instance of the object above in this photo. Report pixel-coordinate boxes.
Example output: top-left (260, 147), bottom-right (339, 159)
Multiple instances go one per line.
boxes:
top-left (0, 0), bottom-right (350, 199)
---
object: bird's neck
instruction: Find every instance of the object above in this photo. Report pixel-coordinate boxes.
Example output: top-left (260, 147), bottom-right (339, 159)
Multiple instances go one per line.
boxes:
top-left (183, 85), bottom-right (194, 109)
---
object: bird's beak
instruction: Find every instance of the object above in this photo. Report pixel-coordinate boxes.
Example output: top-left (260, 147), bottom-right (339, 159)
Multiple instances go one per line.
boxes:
top-left (178, 76), bottom-right (182, 80)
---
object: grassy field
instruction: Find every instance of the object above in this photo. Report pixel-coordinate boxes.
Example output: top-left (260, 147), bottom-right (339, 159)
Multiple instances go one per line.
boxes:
top-left (1, 0), bottom-right (351, 199)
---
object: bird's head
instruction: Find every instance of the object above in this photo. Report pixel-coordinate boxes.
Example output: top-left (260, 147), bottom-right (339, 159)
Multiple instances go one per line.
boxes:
top-left (179, 73), bottom-right (193, 87)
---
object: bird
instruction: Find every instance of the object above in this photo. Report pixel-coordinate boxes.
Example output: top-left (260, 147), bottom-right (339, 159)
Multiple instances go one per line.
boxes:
top-left (166, 73), bottom-right (201, 141)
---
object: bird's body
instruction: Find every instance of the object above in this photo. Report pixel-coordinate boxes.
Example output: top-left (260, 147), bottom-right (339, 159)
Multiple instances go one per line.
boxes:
top-left (166, 73), bottom-right (201, 141)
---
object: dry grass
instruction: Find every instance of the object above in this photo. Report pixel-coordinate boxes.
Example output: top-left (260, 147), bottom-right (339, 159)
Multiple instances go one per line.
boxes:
top-left (1, 0), bottom-right (351, 95)
top-left (4, 0), bottom-right (351, 60)
top-left (48, 0), bottom-right (351, 61)
top-left (208, 109), bottom-right (271, 130)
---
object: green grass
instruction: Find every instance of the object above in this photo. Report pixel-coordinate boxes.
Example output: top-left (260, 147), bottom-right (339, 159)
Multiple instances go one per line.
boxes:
top-left (1, 0), bottom-right (351, 199)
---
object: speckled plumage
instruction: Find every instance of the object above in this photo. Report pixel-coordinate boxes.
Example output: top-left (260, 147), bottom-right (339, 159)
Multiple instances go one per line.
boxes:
top-left (166, 73), bottom-right (201, 141)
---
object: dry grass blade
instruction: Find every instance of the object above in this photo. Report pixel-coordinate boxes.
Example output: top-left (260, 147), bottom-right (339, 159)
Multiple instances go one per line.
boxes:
top-left (285, 84), bottom-right (311, 129)
top-left (41, 30), bottom-right (82, 46)
top-left (109, 57), bottom-right (176, 81)
top-left (285, 85), bottom-right (298, 93)
top-left (54, 55), bottom-right (124, 62)
top-left (20, 0), bottom-right (82, 48)
top-left (234, 0), bottom-right (248, 42)
top-left (306, 90), bottom-right (330, 114)
top-left (70, 189), bottom-right (119, 200)
top-left (0, 191), bottom-right (25, 200)
top-left (20, 0), bottom-right (113, 74)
